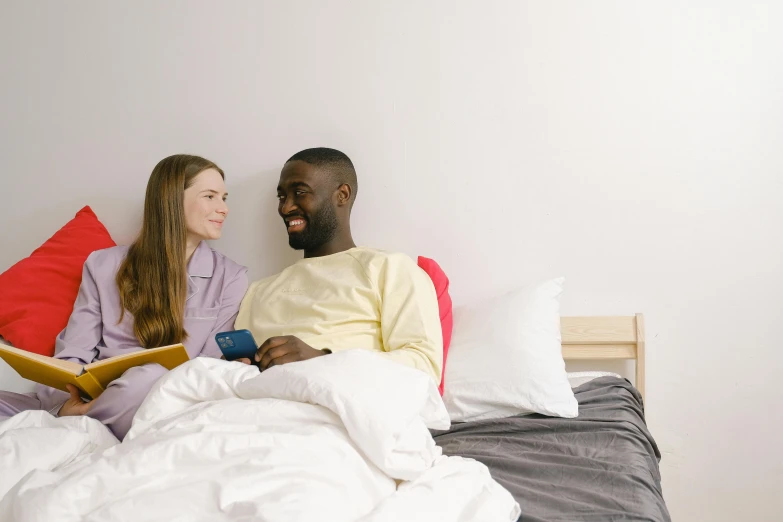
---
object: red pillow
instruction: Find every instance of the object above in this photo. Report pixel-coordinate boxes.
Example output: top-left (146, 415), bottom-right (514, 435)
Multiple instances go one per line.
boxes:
top-left (417, 256), bottom-right (453, 396)
top-left (0, 206), bottom-right (116, 356)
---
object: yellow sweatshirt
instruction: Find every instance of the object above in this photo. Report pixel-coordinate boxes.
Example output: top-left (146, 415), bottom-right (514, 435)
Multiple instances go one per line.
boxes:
top-left (235, 247), bottom-right (443, 382)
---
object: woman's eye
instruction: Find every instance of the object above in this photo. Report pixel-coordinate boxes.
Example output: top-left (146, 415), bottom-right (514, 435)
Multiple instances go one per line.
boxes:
top-left (206, 195), bottom-right (214, 199)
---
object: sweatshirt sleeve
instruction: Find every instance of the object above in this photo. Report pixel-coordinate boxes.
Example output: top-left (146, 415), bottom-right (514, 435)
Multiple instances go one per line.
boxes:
top-left (374, 253), bottom-right (443, 382)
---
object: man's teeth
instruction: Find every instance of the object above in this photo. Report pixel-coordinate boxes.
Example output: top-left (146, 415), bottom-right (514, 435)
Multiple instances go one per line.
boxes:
top-left (289, 219), bottom-right (304, 227)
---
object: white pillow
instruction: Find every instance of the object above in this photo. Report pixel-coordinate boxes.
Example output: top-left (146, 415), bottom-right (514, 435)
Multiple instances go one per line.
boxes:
top-left (443, 277), bottom-right (578, 422)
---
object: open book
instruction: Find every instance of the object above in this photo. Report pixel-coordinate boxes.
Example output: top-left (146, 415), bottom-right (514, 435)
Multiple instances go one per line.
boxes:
top-left (0, 343), bottom-right (189, 399)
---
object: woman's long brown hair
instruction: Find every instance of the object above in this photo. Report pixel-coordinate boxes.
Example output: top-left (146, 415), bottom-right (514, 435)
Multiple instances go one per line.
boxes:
top-left (116, 154), bottom-right (225, 348)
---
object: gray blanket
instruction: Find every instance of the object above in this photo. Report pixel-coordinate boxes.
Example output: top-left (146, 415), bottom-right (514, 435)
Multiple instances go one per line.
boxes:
top-left (432, 377), bottom-right (670, 522)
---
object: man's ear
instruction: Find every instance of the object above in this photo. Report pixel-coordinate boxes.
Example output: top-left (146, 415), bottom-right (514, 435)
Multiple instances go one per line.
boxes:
top-left (335, 183), bottom-right (352, 207)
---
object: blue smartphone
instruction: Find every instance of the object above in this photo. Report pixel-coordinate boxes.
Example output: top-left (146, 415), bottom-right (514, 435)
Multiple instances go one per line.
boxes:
top-left (215, 329), bottom-right (258, 361)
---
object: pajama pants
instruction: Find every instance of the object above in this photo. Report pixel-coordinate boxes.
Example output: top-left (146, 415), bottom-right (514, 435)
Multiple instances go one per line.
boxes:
top-left (0, 363), bottom-right (168, 440)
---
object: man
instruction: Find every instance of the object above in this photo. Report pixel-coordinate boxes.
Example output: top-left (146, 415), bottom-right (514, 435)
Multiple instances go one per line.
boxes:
top-left (235, 147), bottom-right (443, 382)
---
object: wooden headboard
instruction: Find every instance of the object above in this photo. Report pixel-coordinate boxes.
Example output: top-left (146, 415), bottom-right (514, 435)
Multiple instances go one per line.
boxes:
top-left (560, 314), bottom-right (645, 399)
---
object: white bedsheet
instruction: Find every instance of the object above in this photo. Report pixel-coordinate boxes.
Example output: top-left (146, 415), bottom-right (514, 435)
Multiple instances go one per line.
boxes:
top-left (0, 351), bottom-right (520, 521)
top-left (567, 370), bottom-right (622, 389)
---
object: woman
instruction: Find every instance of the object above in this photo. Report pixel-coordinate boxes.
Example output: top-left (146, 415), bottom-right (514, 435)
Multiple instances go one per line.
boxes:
top-left (0, 154), bottom-right (248, 439)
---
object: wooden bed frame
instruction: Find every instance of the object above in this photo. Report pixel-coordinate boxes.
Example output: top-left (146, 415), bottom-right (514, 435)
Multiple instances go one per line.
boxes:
top-left (560, 314), bottom-right (645, 399)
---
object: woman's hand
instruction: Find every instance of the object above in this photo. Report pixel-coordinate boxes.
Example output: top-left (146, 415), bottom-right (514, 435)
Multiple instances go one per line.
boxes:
top-left (58, 384), bottom-right (93, 416)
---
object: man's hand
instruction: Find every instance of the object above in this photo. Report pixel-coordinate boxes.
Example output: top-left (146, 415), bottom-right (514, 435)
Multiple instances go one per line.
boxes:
top-left (254, 335), bottom-right (327, 370)
top-left (58, 384), bottom-right (93, 416)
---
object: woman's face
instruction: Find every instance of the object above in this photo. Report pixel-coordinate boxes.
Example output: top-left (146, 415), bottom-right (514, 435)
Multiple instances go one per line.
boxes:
top-left (183, 168), bottom-right (228, 243)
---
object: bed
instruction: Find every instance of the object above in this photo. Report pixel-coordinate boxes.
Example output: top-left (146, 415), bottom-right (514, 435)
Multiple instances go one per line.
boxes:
top-left (434, 314), bottom-right (671, 521)
top-left (0, 315), bottom-right (668, 521)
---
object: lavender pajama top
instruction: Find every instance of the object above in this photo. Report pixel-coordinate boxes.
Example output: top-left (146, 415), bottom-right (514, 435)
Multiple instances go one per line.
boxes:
top-left (0, 241), bottom-right (248, 439)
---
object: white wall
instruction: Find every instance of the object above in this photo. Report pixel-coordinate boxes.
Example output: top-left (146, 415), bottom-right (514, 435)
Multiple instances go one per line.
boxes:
top-left (1, 1), bottom-right (781, 519)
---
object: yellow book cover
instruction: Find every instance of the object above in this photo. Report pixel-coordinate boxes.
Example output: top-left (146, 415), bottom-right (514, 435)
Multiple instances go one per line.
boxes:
top-left (0, 343), bottom-right (189, 399)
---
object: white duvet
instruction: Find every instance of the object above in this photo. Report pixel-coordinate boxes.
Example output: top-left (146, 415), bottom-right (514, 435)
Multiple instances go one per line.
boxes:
top-left (0, 351), bottom-right (520, 521)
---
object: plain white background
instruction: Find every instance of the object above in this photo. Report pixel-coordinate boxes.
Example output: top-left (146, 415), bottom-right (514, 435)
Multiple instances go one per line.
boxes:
top-left (0, 2), bottom-right (781, 520)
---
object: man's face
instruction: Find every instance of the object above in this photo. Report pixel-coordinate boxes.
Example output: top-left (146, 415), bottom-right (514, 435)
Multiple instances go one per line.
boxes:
top-left (277, 161), bottom-right (339, 251)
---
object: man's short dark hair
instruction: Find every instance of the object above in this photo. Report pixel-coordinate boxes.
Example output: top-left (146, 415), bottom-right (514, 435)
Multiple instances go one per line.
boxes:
top-left (287, 147), bottom-right (358, 203)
